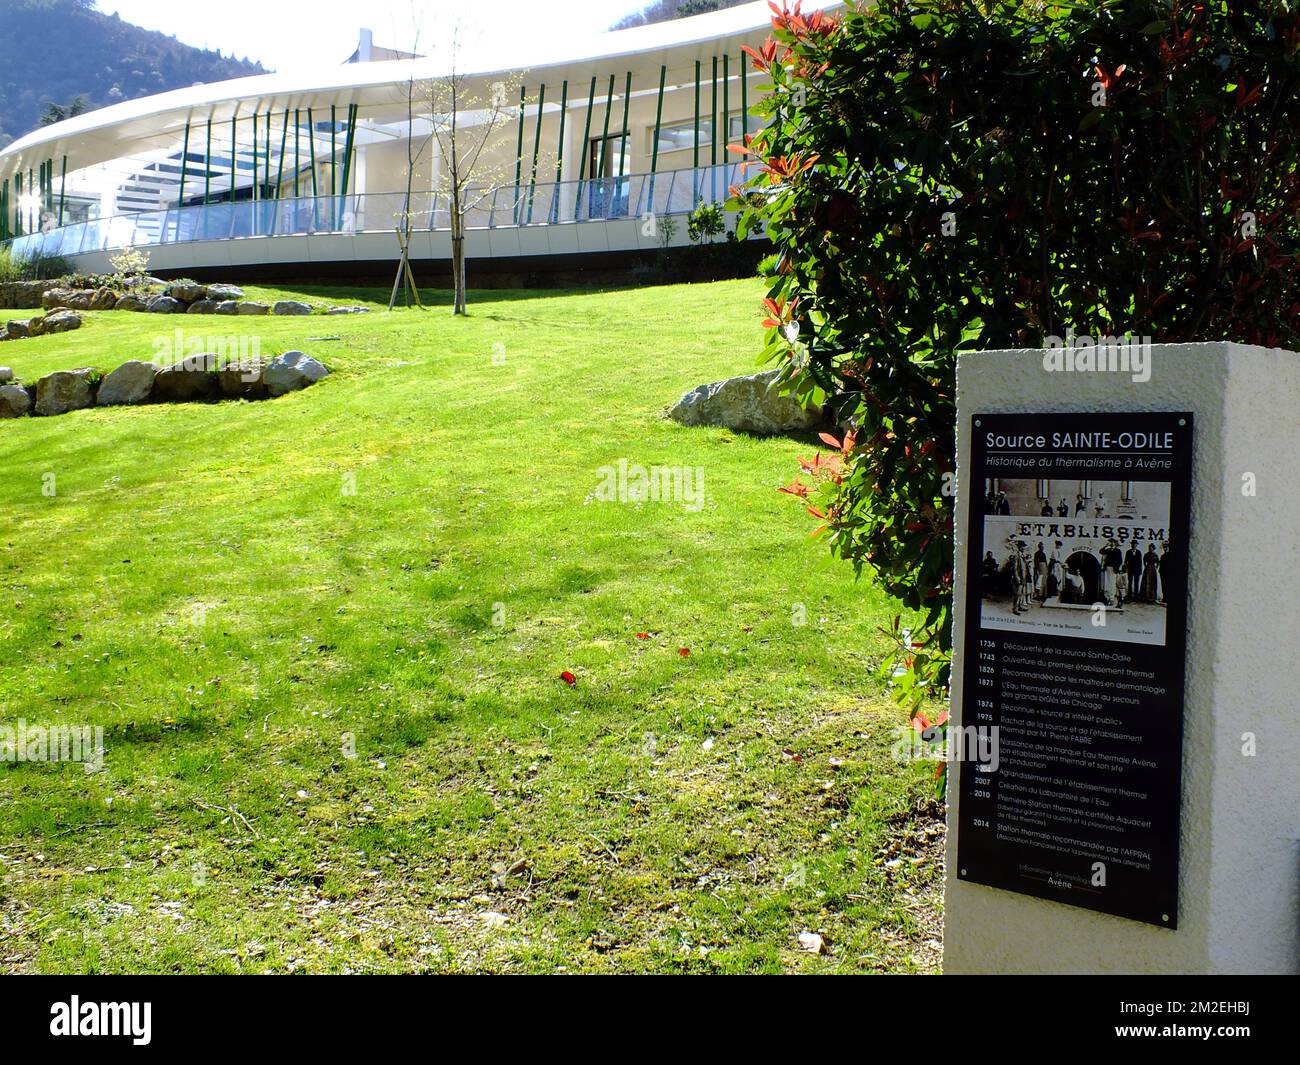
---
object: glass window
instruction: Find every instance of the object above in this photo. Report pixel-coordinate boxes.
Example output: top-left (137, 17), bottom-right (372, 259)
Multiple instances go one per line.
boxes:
top-left (650, 119), bottom-right (712, 154)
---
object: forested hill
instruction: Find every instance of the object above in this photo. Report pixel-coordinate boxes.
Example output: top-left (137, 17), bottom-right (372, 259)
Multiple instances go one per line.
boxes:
top-left (0, 0), bottom-right (267, 148)
top-left (612, 0), bottom-right (754, 31)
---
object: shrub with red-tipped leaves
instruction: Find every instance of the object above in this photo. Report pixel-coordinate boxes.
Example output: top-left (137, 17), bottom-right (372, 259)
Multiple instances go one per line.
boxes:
top-left (733, 0), bottom-right (1300, 718)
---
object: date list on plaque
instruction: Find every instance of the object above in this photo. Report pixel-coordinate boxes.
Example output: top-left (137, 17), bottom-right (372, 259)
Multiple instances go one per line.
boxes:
top-left (957, 411), bottom-right (1193, 928)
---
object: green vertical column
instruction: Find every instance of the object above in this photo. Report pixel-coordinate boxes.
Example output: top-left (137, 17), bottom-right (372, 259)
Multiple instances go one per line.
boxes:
top-left (596, 74), bottom-right (615, 182)
top-left (14, 171), bottom-right (22, 235)
top-left (230, 114), bottom-right (237, 203)
top-left (294, 109), bottom-right (301, 197)
top-left (693, 59), bottom-right (701, 204)
top-left (723, 54), bottom-right (730, 146)
top-left (551, 80), bottom-right (567, 222)
top-left (307, 108), bottom-right (318, 197)
top-left (177, 123), bottom-right (190, 205)
top-left (617, 71), bottom-right (631, 180)
top-left (648, 64), bottom-right (667, 212)
top-left (574, 75), bottom-right (597, 217)
top-left (338, 103), bottom-right (357, 221)
top-left (204, 115), bottom-right (212, 205)
top-left (176, 123), bottom-right (190, 239)
top-left (741, 53), bottom-right (748, 139)
top-left (526, 83), bottom-right (546, 223)
top-left (710, 56), bottom-right (718, 200)
top-left (514, 85), bottom-right (526, 223)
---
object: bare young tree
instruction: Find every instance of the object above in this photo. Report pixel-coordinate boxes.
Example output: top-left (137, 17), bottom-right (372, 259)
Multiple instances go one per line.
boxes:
top-left (418, 29), bottom-right (531, 316)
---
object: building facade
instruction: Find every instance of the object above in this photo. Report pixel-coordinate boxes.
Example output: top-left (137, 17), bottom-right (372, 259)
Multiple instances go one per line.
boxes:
top-left (0, 2), bottom-right (831, 279)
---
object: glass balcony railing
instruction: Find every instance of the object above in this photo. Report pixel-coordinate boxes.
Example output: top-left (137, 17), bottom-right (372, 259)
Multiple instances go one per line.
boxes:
top-left (2, 164), bottom-right (749, 262)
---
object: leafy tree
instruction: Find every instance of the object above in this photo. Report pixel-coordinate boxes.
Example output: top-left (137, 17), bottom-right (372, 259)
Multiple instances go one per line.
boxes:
top-left (733, 0), bottom-right (1300, 722)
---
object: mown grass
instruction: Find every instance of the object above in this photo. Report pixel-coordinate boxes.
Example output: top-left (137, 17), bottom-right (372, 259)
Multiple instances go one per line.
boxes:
top-left (0, 279), bottom-right (941, 973)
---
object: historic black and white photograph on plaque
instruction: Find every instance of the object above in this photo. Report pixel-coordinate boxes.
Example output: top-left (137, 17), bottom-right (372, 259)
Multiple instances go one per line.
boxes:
top-left (978, 477), bottom-right (1174, 646)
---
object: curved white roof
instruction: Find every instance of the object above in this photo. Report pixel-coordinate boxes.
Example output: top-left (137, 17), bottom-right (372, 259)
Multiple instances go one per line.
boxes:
top-left (1, 1), bottom-right (841, 174)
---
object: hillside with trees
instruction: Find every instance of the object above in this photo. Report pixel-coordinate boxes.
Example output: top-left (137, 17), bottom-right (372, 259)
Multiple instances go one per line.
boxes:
top-left (612, 0), bottom-right (754, 30)
top-left (0, 0), bottom-right (266, 148)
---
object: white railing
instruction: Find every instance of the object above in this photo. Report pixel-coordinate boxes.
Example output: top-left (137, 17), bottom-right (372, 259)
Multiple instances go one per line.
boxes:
top-left (4, 164), bottom-right (748, 261)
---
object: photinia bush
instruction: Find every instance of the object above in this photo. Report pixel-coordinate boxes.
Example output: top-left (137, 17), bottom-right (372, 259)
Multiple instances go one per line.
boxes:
top-left (733, 0), bottom-right (1300, 722)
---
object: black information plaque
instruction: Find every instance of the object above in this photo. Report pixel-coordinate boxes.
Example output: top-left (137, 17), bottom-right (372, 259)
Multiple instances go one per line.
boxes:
top-left (957, 411), bottom-right (1193, 928)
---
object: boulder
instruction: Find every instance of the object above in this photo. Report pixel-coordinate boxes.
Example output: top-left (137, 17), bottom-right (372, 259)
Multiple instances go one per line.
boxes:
top-left (35, 368), bottom-right (96, 416)
top-left (325, 305), bottom-right (371, 315)
top-left (0, 383), bottom-right (31, 418)
top-left (146, 295), bottom-right (185, 314)
top-left (88, 289), bottom-right (120, 311)
top-left (41, 288), bottom-right (74, 310)
top-left (151, 364), bottom-right (219, 402)
top-left (29, 309), bottom-right (83, 337)
top-left (235, 301), bottom-right (270, 315)
top-left (166, 282), bottom-right (208, 303)
top-left (667, 368), bottom-right (823, 435)
top-left (0, 279), bottom-right (53, 310)
top-left (114, 293), bottom-right (151, 312)
top-left (214, 301), bottom-right (240, 315)
top-left (187, 299), bottom-right (220, 314)
top-left (97, 360), bottom-right (158, 406)
top-left (272, 300), bottom-right (313, 316)
top-left (3, 321), bottom-right (30, 340)
top-left (264, 350), bottom-right (328, 397)
top-left (206, 284), bottom-right (245, 301)
top-left (63, 290), bottom-right (95, 311)
top-left (0, 366), bottom-right (13, 382)
top-left (217, 357), bottom-right (269, 400)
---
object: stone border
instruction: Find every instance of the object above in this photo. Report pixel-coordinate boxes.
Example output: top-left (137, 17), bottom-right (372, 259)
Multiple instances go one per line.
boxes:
top-left (0, 350), bottom-right (329, 419)
top-left (0, 278), bottom-right (371, 322)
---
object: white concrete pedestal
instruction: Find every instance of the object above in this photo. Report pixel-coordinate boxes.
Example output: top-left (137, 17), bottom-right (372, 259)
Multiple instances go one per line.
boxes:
top-left (946, 343), bottom-right (1300, 974)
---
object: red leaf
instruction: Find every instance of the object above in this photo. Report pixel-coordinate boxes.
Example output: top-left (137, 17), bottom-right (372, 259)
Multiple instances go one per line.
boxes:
top-left (678, 648), bottom-right (691, 657)
top-left (635, 632), bottom-right (650, 640)
top-left (559, 671), bottom-right (576, 686)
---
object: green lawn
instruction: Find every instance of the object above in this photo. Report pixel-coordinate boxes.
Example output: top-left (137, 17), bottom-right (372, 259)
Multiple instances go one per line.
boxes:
top-left (0, 279), bottom-right (941, 973)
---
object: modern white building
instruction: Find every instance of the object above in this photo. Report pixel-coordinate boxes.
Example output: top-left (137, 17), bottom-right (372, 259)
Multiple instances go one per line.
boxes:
top-left (0, 1), bottom-right (838, 279)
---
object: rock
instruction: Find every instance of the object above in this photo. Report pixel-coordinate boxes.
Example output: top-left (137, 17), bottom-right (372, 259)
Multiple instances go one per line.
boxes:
top-left (88, 289), bottom-right (119, 311)
top-left (166, 282), bottom-right (208, 303)
top-left (206, 284), bottom-right (244, 301)
top-left (151, 364), bottom-right (219, 402)
top-left (234, 301), bottom-right (270, 315)
top-left (264, 350), bottom-right (328, 397)
top-left (214, 301), bottom-right (240, 315)
top-left (667, 368), bottom-right (823, 435)
top-left (0, 279), bottom-right (54, 310)
top-left (187, 299), bottom-right (220, 314)
top-left (3, 321), bottom-right (30, 340)
top-left (146, 295), bottom-right (185, 314)
top-left (41, 288), bottom-right (74, 310)
top-left (114, 293), bottom-right (150, 312)
top-left (217, 357), bottom-right (269, 400)
top-left (34, 368), bottom-right (96, 416)
top-left (797, 932), bottom-right (825, 955)
top-left (0, 383), bottom-right (30, 417)
top-left (325, 305), bottom-right (371, 315)
top-left (0, 366), bottom-right (13, 383)
top-left (97, 361), bottom-right (158, 406)
top-left (29, 309), bottom-right (83, 337)
top-left (272, 301), bottom-right (313, 316)
top-left (63, 290), bottom-right (95, 311)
